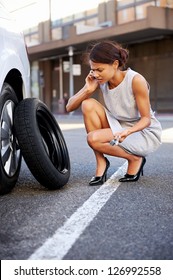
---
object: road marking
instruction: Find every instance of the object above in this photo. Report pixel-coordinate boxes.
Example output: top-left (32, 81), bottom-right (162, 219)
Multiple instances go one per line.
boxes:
top-left (59, 123), bottom-right (85, 130)
top-left (161, 127), bottom-right (173, 143)
top-left (28, 161), bottom-right (127, 260)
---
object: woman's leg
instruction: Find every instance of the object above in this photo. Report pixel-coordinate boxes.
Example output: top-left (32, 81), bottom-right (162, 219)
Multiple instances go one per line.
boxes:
top-left (87, 127), bottom-right (143, 175)
top-left (81, 98), bottom-right (143, 176)
top-left (81, 98), bottom-right (110, 176)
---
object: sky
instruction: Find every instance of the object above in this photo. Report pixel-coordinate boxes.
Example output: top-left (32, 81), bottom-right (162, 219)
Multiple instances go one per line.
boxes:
top-left (3, 0), bottom-right (105, 29)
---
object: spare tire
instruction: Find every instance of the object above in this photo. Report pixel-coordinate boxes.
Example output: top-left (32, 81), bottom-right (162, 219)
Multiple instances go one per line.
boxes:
top-left (14, 98), bottom-right (70, 189)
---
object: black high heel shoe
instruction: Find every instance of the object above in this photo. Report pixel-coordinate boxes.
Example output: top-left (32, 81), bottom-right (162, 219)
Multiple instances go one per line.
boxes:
top-left (119, 157), bottom-right (146, 182)
top-left (89, 157), bottom-right (110, 186)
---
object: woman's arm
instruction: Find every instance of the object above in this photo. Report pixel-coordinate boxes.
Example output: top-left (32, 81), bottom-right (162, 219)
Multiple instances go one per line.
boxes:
top-left (115, 74), bottom-right (151, 141)
top-left (130, 74), bottom-right (151, 130)
top-left (66, 72), bottom-right (99, 112)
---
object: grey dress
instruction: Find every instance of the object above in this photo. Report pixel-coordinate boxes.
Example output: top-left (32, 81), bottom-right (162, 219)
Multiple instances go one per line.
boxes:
top-left (100, 68), bottom-right (162, 156)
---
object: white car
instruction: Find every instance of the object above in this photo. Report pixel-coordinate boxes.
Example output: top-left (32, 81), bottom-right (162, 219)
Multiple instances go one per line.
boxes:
top-left (0, 3), bottom-right (70, 194)
top-left (0, 3), bottom-right (30, 194)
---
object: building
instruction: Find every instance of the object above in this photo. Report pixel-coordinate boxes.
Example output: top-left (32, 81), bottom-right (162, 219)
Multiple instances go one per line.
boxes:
top-left (10, 0), bottom-right (173, 114)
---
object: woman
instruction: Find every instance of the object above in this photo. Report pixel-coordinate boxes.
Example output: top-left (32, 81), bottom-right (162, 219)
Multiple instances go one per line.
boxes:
top-left (66, 41), bottom-right (162, 185)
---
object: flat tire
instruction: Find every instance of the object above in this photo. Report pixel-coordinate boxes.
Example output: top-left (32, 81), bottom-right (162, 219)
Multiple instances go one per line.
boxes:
top-left (14, 98), bottom-right (70, 189)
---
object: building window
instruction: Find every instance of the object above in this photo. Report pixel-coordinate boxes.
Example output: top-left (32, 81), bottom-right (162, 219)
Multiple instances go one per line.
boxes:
top-left (50, 0), bottom-right (101, 38)
top-left (52, 27), bottom-right (62, 40)
top-left (117, 0), bottom-right (159, 24)
top-left (117, 7), bottom-right (135, 24)
top-left (24, 27), bottom-right (39, 46)
top-left (136, 1), bottom-right (156, 19)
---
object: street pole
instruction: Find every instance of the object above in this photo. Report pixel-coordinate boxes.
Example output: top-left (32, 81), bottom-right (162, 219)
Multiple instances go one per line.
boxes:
top-left (68, 46), bottom-right (74, 99)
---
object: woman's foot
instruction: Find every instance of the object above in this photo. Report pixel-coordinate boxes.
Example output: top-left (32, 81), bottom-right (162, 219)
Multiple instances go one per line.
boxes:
top-left (89, 157), bottom-right (110, 186)
top-left (127, 156), bottom-right (144, 175)
top-left (119, 157), bottom-right (146, 182)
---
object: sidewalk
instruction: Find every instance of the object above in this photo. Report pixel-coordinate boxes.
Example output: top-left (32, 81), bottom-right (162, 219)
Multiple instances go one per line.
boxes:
top-left (55, 113), bottom-right (173, 123)
top-left (55, 113), bottom-right (83, 124)
top-left (155, 114), bottom-right (173, 121)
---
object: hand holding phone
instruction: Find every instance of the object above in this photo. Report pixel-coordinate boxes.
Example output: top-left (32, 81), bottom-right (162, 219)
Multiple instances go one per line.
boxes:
top-left (110, 135), bottom-right (120, 146)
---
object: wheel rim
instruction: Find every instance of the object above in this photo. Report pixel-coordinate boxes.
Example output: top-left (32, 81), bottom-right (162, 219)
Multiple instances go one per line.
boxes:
top-left (0, 100), bottom-right (21, 177)
top-left (37, 109), bottom-right (69, 174)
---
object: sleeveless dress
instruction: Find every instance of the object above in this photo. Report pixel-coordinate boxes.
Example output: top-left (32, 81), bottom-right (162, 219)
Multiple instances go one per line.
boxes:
top-left (100, 68), bottom-right (162, 156)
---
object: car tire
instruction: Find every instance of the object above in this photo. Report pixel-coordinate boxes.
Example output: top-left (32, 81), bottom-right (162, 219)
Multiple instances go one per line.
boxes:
top-left (0, 83), bottom-right (22, 195)
top-left (14, 98), bottom-right (70, 190)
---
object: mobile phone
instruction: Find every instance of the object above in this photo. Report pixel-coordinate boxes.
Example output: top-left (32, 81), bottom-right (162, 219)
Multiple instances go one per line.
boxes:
top-left (110, 139), bottom-right (119, 146)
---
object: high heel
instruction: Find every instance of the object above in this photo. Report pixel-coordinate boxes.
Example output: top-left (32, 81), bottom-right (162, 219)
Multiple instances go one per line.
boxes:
top-left (89, 157), bottom-right (110, 186)
top-left (119, 157), bottom-right (146, 182)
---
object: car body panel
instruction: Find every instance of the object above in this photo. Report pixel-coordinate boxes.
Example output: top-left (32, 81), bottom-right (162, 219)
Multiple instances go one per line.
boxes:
top-left (0, 2), bottom-right (30, 97)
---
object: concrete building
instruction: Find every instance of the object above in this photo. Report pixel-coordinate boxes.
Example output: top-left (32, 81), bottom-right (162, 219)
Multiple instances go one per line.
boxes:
top-left (11, 0), bottom-right (173, 114)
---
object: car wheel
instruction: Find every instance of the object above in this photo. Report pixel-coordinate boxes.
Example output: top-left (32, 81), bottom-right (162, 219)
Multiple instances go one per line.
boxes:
top-left (0, 83), bottom-right (22, 195)
top-left (14, 98), bottom-right (70, 190)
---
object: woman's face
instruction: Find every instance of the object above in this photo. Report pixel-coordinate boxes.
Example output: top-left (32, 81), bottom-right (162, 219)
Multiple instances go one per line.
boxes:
top-left (89, 60), bottom-right (118, 84)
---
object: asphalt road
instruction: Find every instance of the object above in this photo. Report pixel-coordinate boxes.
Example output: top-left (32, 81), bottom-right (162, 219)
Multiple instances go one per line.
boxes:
top-left (0, 114), bottom-right (173, 260)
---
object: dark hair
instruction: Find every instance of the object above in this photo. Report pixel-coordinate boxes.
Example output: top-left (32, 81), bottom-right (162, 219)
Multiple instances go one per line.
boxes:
top-left (84, 40), bottom-right (129, 67)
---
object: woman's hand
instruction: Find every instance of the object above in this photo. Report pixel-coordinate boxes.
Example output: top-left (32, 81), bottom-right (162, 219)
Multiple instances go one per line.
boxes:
top-left (66, 71), bottom-right (98, 112)
top-left (114, 129), bottom-right (132, 143)
top-left (85, 70), bottom-right (99, 93)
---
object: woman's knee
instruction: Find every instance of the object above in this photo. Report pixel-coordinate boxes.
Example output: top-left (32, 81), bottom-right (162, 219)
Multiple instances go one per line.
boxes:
top-left (87, 131), bottom-right (99, 148)
top-left (81, 98), bottom-right (96, 114)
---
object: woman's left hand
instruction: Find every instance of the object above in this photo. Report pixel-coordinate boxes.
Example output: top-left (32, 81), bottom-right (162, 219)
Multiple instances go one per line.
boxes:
top-left (114, 129), bottom-right (131, 143)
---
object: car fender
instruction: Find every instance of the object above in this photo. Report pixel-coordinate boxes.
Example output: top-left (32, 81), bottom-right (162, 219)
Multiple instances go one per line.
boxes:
top-left (0, 6), bottom-right (30, 96)
top-left (0, 53), bottom-right (30, 97)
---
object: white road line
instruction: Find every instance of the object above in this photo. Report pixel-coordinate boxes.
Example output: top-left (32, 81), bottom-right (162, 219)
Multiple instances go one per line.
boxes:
top-left (28, 161), bottom-right (127, 260)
